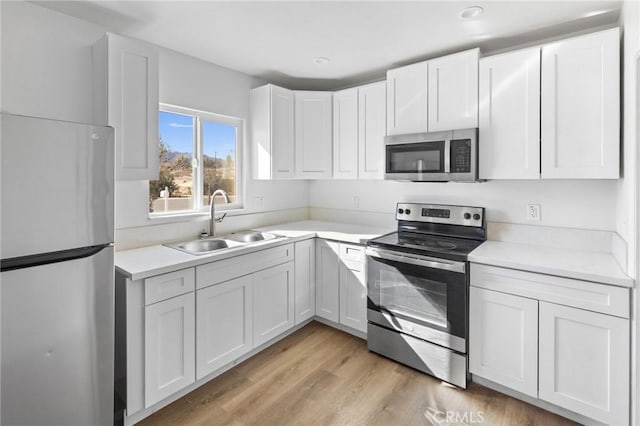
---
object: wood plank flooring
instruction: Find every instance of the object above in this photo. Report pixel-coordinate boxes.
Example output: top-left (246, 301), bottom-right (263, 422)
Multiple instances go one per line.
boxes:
top-left (139, 322), bottom-right (576, 426)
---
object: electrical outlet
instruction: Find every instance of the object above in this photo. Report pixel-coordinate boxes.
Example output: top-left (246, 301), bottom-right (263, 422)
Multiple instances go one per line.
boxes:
top-left (255, 196), bottom-right (264, 209)
top-left (353, 196), bottom-right (360, 209)
top-left (527, 204), bottom-right (541, 221)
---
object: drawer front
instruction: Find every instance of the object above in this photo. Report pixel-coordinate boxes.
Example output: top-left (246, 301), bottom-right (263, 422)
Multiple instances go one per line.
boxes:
top-left (470, 263), bottom-right (629, 318)
top-left (340, 243), bottom-right (365, 264)
top-left (197, 243), bottom-right (294, 289)
top-left (145, 268), bottom-right (195, 305)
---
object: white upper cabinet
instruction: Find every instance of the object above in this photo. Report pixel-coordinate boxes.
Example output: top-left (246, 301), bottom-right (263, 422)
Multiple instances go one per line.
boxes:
top-left (386, 61), bottom-right (429, 135)
top-left (250, 84), bottom-right (295, 180)
top-left (333, 88), bottom-right (359, 179)
top-left (428, 48), bottom-right (479, 131)
top-left (93, 33), bottom-right (159, 181)
top-left (358, 81), bottom-right (386, 179)
top-left (479, 48), bottom-right (541, 179)
top-left (295, 91), bottom-right (333, 179)
top-left (541, 28), bottom-right (620, 179)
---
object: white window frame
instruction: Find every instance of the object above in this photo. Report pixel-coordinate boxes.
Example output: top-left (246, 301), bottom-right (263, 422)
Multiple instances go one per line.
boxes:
top-left (150, 103), bottom-right (244, 218)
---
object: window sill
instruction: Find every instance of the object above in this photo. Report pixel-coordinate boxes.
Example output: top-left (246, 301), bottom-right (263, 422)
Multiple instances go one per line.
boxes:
top-left (148, 206), bottom-right (245, 225)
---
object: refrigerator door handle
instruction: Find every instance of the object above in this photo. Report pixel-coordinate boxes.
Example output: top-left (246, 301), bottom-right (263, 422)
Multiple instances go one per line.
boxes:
top-left (1, 243), bottom-right (112, 272)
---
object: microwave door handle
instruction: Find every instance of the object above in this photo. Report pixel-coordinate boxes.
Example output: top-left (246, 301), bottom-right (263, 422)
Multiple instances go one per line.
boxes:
top-left (365, 247), bottom-right (465, 273)
top-left (444, 139), bottom-right (451, 173)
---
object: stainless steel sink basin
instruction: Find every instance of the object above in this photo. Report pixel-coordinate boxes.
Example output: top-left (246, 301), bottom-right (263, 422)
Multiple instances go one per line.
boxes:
top-left (223, 230), bottom-right (281, 243)
top-left (165, 238), bottom-right (241, 255)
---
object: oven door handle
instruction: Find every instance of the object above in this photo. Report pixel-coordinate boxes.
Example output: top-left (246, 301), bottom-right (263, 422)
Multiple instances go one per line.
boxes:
top-left (365, 247), bottom-right (466, 274)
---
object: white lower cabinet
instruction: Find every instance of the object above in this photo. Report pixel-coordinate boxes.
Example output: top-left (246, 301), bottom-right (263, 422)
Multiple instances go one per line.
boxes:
top-left (294, 239), bottom-right (316, 324)
top-left (196, 275), bottom-right (253, 380)
top-left (538, 302), bottom-right (629, 426)
top-left (338, 262), bottom-right (367, 333)
top-left (253, 262), bottom-right (295, 347)
top-left (144, 293), bottom-right (195, 408)
top-left (315, 239), bottom-right (341, 322)
top-left (469, 287), bottom-right (538, 397)
top-left (470, 263), bottom-right (630, 425)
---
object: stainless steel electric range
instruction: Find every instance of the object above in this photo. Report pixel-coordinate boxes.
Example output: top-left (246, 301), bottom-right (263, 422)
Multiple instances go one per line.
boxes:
top-left (366, 203), bottom-right (486, 388)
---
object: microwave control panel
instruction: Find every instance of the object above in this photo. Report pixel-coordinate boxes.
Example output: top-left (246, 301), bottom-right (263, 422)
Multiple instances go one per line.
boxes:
top-left (450, 139), bottom-right (471, 173)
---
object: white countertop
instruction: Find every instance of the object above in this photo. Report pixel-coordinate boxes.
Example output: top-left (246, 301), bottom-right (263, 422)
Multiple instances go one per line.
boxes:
top-left (115, 220), bottom-right (391, 281)
top-left (469, 241), bottom-right (633, 288)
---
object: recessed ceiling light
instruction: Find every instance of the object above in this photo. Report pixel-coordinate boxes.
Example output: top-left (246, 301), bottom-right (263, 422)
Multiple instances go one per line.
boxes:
top-left (313, 57), bottom-right (330, 64)
top-left (458, 6), bottom-right (484, 20)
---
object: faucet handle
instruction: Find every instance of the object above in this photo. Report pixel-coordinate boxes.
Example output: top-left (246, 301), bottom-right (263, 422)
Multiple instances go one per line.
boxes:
top-left (215, 212), bottom-right (227, 223)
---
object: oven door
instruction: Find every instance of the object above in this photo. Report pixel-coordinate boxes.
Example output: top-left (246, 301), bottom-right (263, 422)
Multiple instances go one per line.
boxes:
top-left (365, 246), bottom-right (467, 353)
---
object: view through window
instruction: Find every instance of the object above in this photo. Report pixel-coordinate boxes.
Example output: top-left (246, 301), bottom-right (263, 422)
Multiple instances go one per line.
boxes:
top-left (149, 106), bottom-right (242, 214)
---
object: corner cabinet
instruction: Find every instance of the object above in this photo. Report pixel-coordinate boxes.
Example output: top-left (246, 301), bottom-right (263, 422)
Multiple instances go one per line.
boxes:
top-left (250, 84), bottom-right (295, 179)
top-left (294, 239), bottom-right (316, 324)
top-left (541, 28), bottom-right (620, 179)
top-left (479, 48), bottom-right (541, 180)
top-left (295, 91), bottom-right (333, 179)
top-left (253, 262), bottom-right (295, 347)
top-left (469, 263), bottom-right (630, 425)
top-left (428, 48), bottom-right (479, 131)
top-left (93, 33), bottom-right (159, 181)
top-left (315, 239), bottom-right (341, 322)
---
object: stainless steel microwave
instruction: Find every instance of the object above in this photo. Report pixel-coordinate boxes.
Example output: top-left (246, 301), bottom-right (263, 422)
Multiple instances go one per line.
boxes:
top-left (384, 128), bottom-right (479, 182)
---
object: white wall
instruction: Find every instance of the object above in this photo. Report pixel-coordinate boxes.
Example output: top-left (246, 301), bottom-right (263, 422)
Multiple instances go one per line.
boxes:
top-left (0, 1), bottom-right (309, 248)
top-left (310, 179), bottom-right (619, 231)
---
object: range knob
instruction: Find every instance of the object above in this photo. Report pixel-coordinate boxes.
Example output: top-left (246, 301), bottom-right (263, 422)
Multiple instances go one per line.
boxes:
top-left (405, 209), bottom-right (411, 215)
top-left (473, 213), bottom-right (481, 221)
top-left (398, 208), bottom-right (404, 214)
top-left (464, 213), bottom-right (471, 220)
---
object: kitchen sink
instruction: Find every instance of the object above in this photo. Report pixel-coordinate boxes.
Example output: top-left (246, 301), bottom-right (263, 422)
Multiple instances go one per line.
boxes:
top-left (165, 231), bottom-right (282, 255)
top-left (223, 230), bottom-right (281, 243)
top-left (165, 238), bottom-right (242, 255)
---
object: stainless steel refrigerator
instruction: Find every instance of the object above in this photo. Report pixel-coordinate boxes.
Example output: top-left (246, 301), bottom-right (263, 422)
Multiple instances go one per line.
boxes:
top-left (1, 113), bottom-right (115, 425)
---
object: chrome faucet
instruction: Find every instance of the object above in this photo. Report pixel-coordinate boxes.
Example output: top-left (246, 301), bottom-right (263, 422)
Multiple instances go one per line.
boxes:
top-left (208, 189), bottom-right (231, 237)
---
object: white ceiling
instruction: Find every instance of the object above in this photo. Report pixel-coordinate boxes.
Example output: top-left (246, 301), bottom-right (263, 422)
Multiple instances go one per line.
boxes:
top-left (34, 0), bottom-right (622, 90)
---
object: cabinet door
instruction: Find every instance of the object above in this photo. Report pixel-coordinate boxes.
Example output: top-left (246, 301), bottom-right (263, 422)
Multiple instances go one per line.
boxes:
top-left (479, 48), bottom-right (541, 179)
top-left (196, 276), bottom-right (253, 380)
top-left (295, 91), bottom-right (333, 179)
top-left (253, 262), bottom-right (295, 347)
top-left (315, 239), bottom-right (340, 322)
top-left (271, 85), bottom-right (295, 179)
top-left (469, 287), bottom-right (538, 398)
top-left (428, 48), bottom-right (479, 131)
top-left (97, 33), bottom-right (159, 181)
top-left (333, 88), bottom-right (359, 179)
top-left (144, 293), bottom-right (195, 408)
top-left (539, 302), bottom-right (629, 425)
top-left (339, 262), bottom-right (367, 333)
top-left (541, 28), bottom-right (619, 179)
top-left (386, 61), bottom-right (429, 135)
top-left (358, 81), bottom-right (386, 179)
top-left (294, 239), bottom-right (316, 324)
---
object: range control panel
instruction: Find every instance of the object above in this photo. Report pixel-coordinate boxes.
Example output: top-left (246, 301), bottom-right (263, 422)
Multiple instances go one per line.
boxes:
top-left (396, 203), bottom-right (484, 227)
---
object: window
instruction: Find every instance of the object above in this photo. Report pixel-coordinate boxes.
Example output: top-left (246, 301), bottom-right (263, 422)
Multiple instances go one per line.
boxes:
top-left (149, 105), bottom-right (242, 215)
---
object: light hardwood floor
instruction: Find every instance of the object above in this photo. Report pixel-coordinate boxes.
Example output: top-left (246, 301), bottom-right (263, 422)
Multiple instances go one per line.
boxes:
top-left (139, 322), bottom-right (576, 426)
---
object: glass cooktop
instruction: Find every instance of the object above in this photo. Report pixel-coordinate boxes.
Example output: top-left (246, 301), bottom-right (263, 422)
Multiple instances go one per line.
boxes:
top-left (367, 231), bottom-right (484, 261)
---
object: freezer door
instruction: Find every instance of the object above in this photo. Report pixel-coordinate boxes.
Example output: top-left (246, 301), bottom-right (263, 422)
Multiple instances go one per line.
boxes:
top-left (1, 246), bottom-right (114, 426)
top-left (1, 113), bottom-right (114, 259)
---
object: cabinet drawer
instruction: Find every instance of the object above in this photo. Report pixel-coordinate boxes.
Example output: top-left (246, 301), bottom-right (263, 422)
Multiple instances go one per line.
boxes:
top-left (470, 263), bottom-right (629, 318)
top-left (340, 243), bottom-right (365, 264)
top-left (145, 268), bottom-right (195, 305)
top-left (197, 243), bottom-right (294, 289)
